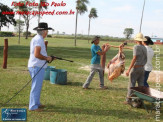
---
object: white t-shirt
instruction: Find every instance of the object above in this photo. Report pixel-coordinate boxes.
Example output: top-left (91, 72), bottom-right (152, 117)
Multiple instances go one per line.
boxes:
top-left (144, 46), bottom-right (154, 71)
top-left (28, 34), bottom-right (47, 68)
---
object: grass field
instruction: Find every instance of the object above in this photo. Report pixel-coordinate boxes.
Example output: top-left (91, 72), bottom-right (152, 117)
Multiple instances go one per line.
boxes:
top-left (0, 37), bottom-right (163, 122)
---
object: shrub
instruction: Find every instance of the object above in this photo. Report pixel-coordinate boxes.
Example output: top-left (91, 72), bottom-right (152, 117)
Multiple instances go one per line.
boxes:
top-left (32, 34), bottom-right (37, 37)
top-left (0, 31), bottom-right (14, 37)
top-left (47, 35), bottom-right (52, 37)
top-left (23, 31), bottom-right (31, 36)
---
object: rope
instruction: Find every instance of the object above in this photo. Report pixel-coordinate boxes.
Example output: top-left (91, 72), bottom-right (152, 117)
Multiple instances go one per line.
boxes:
top-left (0, 61), bottom-right (47, 107)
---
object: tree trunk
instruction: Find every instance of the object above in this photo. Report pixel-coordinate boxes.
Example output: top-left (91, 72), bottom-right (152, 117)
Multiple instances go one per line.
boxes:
top-left (25, 17), bottom-right (29, 39)
top-left (0, 21), bottom-right (2, 31)
top-left (18, 15), bottom-right (21, 44)
top-left (74, 10), bottom-right (78, 47)
top-left (88, 18), bottom-right (91, 43)
top-left (38, 1), bottom-right (41, 24)
top-left (44, 40), bottom-right (48, 51)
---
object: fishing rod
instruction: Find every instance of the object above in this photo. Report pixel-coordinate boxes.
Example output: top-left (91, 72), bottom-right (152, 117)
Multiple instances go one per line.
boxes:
top-left (0, 56), bottom-right (73, 107)
top-left (49, 56), bottom-right (74, 63)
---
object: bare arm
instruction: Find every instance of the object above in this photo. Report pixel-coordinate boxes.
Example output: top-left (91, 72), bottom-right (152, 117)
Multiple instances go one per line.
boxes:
top-left (34, 46), bottom-right (52, 61)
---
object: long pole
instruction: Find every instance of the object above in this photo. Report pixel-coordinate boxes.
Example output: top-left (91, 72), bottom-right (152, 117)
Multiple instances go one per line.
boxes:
top-left (18, 15), bottom-right (20, 44)
top-left (110, 45), bottom-right (133, 50)
top-left (88, 18), bottom-right (91, 43)
top-left (74, 10), bottom-right (78, 46)
top-left (139, 0), bottom-right (146, 32)
top-left (18, 2), bottom-right (20, 44)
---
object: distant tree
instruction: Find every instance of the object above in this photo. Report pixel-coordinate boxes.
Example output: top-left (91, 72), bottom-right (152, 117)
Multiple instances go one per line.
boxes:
top-left (123, 28), bottom-right (134, 39)
top-left (0, 3), bottom-right (16, 31)
top-left (88, 8), bottom-right (98, 43)
top-left (52, 29), bottom-right (55, 36)
top-left (14, 0), bottom-right (36, 39)
top-left (14, 19), bottom-right (25, 33)
top-left (38, 0), bottom-right (48, 24)
top-left (23, 31), bottom-right (31, 36)
top-left (62, 32), bottom-right (65, 35)
top-left (74, 0), bottom-right (89, 46)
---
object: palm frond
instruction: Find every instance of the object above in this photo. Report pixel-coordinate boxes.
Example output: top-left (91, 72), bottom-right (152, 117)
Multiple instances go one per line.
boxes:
top-left (77, 3), bottom-right (88, 14)
top-left (89, 8), bottom-right (98, 18)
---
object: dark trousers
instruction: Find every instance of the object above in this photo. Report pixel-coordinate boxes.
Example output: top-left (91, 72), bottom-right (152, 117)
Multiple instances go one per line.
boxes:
top-left (127, 67), bottom-right (144, 100)
top-left (144, 70), bottom-right (151, 87)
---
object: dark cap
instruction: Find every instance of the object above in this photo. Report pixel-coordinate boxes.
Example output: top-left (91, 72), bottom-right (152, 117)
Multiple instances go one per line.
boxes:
top-left (144, 36), bottom-right (154, 45)
top-left (33, 22), bottom-right (53, 31)
top-left (91, 36), bottom-right (101, 44)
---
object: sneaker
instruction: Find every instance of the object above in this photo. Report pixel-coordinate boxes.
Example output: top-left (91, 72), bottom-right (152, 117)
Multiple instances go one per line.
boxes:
top-left (100, 86), bottom-right (108, 90)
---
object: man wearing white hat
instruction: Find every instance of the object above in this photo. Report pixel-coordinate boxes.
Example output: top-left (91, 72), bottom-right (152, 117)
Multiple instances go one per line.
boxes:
top-left (28, 22), bottom-right (53, 111)
top-left (125, 32), bottom-right (147, 104)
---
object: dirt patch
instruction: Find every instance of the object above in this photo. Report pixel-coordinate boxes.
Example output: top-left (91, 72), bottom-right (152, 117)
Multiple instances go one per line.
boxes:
top-left (79, 65), bottom-right (163, 83)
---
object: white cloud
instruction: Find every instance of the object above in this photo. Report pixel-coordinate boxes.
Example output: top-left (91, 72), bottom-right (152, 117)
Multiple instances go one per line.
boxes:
top-left (154, 9), bottom-right (163, 16)
top-left (144, 20), bottom-right (163, 29)
top-left (111, 5), bottom-right (133, 12)
top-left (100, 18), bottom-right (121, 25)
top-left (152, 0), bottom-right (163, 1)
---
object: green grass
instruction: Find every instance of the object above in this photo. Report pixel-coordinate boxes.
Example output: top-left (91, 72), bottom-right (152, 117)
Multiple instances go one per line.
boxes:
top-left (0, 37), bottom-right (163, 122)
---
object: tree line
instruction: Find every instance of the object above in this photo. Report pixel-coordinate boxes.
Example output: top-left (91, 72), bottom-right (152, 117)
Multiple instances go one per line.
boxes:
top-left (0, 0), bottom-right (134, 45)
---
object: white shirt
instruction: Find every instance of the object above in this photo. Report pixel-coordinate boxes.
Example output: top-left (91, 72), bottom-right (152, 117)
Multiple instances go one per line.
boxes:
top-left (28, 34), bottom-right (47, 68)
top-left (144, 46), bottom-right (154, 71)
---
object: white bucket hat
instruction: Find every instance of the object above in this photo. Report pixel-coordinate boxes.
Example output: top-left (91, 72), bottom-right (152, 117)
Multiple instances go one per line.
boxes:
top-left (134, 33), bottom-right (147, 41)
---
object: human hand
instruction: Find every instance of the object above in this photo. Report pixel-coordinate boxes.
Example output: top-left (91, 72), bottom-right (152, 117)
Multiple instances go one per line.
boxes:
top-left (119, 43), bottom-right (124, 48)
top-left (46, 56), bottom-right (52, 62)
top-left (102, 44), bottom-right (105, 50)
top-left (126, 69), bottom-right (130, 76)
top-left (104, 44), bottom-right (110, 52)
top-left (107, 63), bottom-right (110, 69)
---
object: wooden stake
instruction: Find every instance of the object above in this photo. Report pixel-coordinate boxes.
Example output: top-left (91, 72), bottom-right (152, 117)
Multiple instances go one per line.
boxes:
top-left (110, 45), bottom-right (133, 50)
top-left (3, 38), bottom-right (8, 69)
top-left (44, 40), bottom-right (48, 51)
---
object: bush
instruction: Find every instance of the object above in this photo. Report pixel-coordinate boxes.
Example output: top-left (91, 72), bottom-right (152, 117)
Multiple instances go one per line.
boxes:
top-left (47, 35), bottom-right (52, 37)
top-left (32, 34), bottom-right (37, 37)
top-left (53, 35), bottom-right (126, 42)
top-left (0, 31), bottom-right (14, 37)
top-left (23, 31), bottom-right (31, 36)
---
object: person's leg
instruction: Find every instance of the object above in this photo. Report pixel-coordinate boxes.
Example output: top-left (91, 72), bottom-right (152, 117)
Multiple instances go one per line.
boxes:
top-left (126, 68), bottom-right (137, 102)
top-left (97, 65), bottom-right (105, 88)
top-left (137, 68), bottom-right (145, 87)
top-left (144, 70), bottom-right (150, 87)
top-left (83, 65), bottom-right (96, 88)
top-left (28, 67), bottom-right (45, 110)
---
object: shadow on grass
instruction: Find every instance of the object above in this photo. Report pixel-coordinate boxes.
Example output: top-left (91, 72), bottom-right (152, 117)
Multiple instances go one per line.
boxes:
top-left (44, 105), bottom-right (145, 119)
top-left (108, 87), bottom-right (127, 91)
top-left (0, 103), bottom-right (28, 108)
top-left (1, 45), bottom-right (134, 60)
top-left (67, 82), bottom-right (83, 86)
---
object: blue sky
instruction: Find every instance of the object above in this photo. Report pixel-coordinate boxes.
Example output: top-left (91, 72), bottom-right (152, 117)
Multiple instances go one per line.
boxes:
top-left (1, 0), bottom-right (163, 37)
